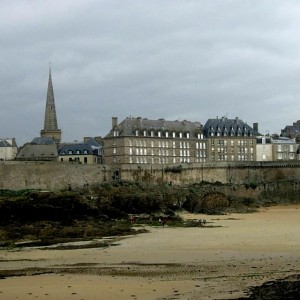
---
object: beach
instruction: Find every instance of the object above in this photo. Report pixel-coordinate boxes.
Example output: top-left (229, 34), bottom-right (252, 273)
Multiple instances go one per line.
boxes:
top-left (0, 205), bottom-right (299, 299)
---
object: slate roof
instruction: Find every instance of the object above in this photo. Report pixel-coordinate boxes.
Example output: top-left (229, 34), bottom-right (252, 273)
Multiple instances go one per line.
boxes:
top-left (271, 137), bottom-right (296, 144)
top-left (281, 120), bottom-right (300, 138)
top-left (32, 137), bottom-right (55, 145)
top-left (0, 138), bottom-right (17, 147)
top-left (84, 137), bottom-right (103, 149)
top-left (0, 139), bottom-right (12, 147)
top-left (256, 137), bottom-right (272, 144)
top-left (105, 117), bottom-right (203, 138)
top-left (16, 144), bottom-right (58, 160)
top-left (58, 143), bottom-right (97, 155)
top-left (203, 117), bottom-right (260, 137)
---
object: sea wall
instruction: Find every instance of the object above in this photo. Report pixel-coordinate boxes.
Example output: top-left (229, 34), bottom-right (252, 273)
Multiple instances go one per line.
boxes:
top-left (1, 161), bottom-right (300, 191)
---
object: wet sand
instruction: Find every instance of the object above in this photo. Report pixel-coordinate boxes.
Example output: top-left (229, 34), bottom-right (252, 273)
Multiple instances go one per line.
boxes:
top-left (0, 205), bottom-right (299, 299)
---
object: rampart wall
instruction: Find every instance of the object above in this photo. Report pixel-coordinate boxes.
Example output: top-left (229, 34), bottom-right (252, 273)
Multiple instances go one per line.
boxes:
top-left (1, 161), bottom-right (300, 191)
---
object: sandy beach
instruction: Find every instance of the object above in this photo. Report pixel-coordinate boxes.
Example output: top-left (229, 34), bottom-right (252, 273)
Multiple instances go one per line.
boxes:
top-left (0, 205), bottom-right (299, 299)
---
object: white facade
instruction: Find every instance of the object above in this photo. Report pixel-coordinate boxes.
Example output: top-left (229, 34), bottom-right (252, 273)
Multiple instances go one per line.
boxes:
top-left (256, 137), bottom-right (273, 161)
top-left (0, 138), bottom-right (18, 160)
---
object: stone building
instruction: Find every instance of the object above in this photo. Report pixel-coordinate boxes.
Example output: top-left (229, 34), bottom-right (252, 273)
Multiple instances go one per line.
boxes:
top-left (103, 117), bottom-right (207, 165)
top-left (281, 120), bottom-right (300, 141)
top-left (0, 138), bottom-right (18, 160)
top-left (58, 138), bottom-right (102, 164)
top-left (40, 68), bottom-right (62, 144)
top-left (256, 136), bottom-right (273, 161)
top-left (203, 117), bottom-right (259, 162)
top-left (16, 137), bottom-right (58, 161)
top-left (271, 137), bottom-right (298, 161)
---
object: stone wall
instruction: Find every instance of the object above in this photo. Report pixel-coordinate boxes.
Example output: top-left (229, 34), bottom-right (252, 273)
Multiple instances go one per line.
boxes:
top-left (0, 162), bottom-right (109, 191)
top-left (1, 161), bottom-right (300, 191)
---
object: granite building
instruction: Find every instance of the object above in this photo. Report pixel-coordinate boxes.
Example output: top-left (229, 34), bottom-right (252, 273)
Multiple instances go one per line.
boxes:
top-left (103, 117), bottom-right (207, 165)
top-left (203, 117), bottom-right (260, 162)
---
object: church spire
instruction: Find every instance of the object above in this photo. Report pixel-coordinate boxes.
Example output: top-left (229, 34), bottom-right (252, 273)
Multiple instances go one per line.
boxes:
top-left (40, 67), bottom-right (62, 144)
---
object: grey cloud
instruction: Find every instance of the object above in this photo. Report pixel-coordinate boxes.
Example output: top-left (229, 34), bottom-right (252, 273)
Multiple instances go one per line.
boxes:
top-left (1, 0), bottom-right (300, 145)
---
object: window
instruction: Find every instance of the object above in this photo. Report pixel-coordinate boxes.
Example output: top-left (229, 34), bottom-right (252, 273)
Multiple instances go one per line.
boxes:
top-left (165, 132), bottom-right (169, 138)
top-left (186, 132), bottom-right (190, 138)
top-left (135, 130), bottom-right (139, 136)
top-left (84, 157), bottom-right (87, 164)
top-left (143, 130), bottom-right (147, 137)
top-left (76, 150), bottom-right (81, 154)
top-left (68, 150), bottom-right (73, 155)
top-left (158, 131), bottom-right (161, 137)
top-left (172, 132), bottom-right (176, 138)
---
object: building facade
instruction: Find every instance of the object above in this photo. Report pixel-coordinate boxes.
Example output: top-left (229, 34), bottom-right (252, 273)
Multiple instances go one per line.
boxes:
top-left (271, 137), bottom-right (298, 161)
top-left (0, 138), bottom-right (18, 160)
top-left (103, 117), bottom-right (207, 165)
top-left (203, 117), bottom-right (259, 162)
top-left (256, 136), bottom-right (273, 161)
top-left (58, 143), bottom-right (101, 164)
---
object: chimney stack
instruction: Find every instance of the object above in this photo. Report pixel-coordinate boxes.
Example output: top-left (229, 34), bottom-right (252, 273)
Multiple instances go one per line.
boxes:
top-left (253, 122), bottom-right (258, 132)
top-left (112, 117), bottom-right (118, 129)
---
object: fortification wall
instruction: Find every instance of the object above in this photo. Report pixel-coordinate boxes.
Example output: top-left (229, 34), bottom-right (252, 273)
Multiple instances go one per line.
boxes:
top-left (1, 161), bottom-right (300, 191)
top-left (0, 162), bottom-right (109, 191)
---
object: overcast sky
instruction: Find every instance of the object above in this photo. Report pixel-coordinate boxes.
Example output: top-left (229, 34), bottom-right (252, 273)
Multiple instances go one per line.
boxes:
top-left (1, 0), bottom-right (300, 145)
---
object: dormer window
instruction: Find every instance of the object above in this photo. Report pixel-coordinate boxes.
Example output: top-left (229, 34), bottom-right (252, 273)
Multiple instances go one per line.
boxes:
top-left (165, 132), bottom-right (169, 138)
top-left (76, 150), bottom-right (81, 154)
top-left (143, 130), bottom-right (147, 137)
top-left (172, 132), bottom-right (176, 138)
top-left (113, 130), bottom-right (119, 137)
top-left (179, 132), bottom-right (183, 138)
top-left (186, 132), bottom-right (190, 138)
top-left (158, 131), bottom-right (161, 137)
top-left (135, 130), bottom-right (139, 136)
top-left (68, 150), bottom-right (73, 155)
top-left (151, 131), bottom-right (154, 137)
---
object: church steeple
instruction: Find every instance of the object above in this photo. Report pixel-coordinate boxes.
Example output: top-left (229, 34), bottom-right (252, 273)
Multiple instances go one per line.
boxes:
top-left (40, 67), bottom-right (62, 144)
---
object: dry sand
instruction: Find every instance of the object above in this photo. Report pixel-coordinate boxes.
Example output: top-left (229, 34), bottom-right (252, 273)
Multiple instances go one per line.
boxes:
top-left (0, 205), bottom-right (299, 299)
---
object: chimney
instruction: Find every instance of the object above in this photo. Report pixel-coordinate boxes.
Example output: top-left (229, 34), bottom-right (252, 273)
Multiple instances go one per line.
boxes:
top-left (253, 122), bottom-right (258, 132)
top-left (112, 117), bottom-right (118, 129)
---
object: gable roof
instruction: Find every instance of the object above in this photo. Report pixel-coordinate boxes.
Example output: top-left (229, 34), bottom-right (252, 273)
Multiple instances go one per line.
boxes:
top-left (0, 139), bottom-right (12, 147)
top-left (0, 138), bottom-right (17, 147)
